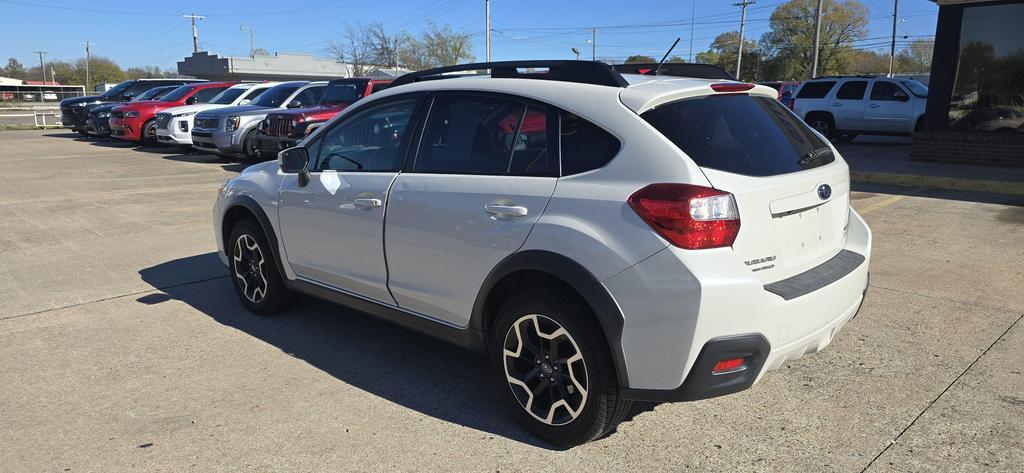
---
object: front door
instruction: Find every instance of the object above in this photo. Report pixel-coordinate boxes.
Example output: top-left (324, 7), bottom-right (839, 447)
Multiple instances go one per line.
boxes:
top-left (384, 93), bottom-right (559, 327)
top-left (278, 96), bottom-right (421, 304)
top-left (863, 80), bottom-right (914, 133)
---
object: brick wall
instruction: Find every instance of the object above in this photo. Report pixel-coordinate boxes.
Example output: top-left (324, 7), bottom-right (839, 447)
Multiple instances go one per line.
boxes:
top-left (912, 131), bottom-right (1024, 167)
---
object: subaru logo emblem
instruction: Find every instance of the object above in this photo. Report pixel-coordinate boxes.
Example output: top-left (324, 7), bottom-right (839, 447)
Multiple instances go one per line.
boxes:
top-left (817, 184), bottom-right (832, 200)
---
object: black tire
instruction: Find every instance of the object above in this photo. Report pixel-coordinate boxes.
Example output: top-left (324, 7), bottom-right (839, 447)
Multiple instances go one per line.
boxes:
top-left (242, 130), bottom-right (258, 161)
top-left (490, 289), bottom-right (631, 448)
top-left (806, 113), bottom-right (836, 140)
top-left (140, 119), bottom-right (157, 147)
top-left (77, 129), bottom-right (90, 137)
top-left (835, 132), bottom-right (858, 142)
top-left (227, 219), bottom-right (290, 315)
top-left (914, 116), bottom-right (925, 133)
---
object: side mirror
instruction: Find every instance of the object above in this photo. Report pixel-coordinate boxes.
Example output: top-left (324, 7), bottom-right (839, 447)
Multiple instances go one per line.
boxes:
top-left (239, 99), bottom-right (251, 105)
top-left (185, 96), bottom-right (197, 105)
top-left (279, 147), bottom-right (311, 187)
top-left (121, 94), bottom-right (134, 101)
top-left (286, 100), bottom-right (302, 109)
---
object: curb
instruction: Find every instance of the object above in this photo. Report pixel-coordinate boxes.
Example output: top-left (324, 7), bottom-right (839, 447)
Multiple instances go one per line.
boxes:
top-left (851, 171), bottom-right (1024, 196)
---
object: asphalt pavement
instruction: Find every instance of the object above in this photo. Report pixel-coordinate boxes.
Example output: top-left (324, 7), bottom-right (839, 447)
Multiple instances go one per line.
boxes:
top-left (0, 130), bottom-right (1021, 472)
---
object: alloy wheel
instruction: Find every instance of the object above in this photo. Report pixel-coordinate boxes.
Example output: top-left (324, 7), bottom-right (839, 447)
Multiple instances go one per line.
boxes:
top-left (810, 119), bottom-right (831, 137)
top-left (232, 234), bottom-right (268, 304)
top-left (502, 314), bottom-right (588, 426)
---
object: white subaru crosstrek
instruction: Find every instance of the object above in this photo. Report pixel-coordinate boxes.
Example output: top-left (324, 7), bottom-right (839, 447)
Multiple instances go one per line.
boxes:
top-left (212, 61), bottom-right (871, 447)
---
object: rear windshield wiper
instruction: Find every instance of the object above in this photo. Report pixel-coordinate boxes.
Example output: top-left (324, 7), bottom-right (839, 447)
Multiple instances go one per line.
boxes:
top-left (798, 146), bottom-right (832, 166)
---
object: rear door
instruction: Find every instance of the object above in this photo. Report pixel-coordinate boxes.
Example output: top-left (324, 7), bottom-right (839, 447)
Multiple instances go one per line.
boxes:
top-left (863, 80), bottom-right (915, 132)
top-left (830, 80), bottom-right (868, 131)
top-left (641, 94), bottom-right (850, 282)
top-left (384, 93), bottom-right (559, 327)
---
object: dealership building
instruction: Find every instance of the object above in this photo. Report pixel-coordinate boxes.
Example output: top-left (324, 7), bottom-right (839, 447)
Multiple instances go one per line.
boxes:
top-left (916, 0), bottom-right (1024, 166)
top-left (177, 51), bottom-right (354, 81)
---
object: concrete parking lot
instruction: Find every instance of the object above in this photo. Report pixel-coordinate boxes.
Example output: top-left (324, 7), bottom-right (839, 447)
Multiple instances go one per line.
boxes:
top-left (0, 129), bottom-right (1022, 472)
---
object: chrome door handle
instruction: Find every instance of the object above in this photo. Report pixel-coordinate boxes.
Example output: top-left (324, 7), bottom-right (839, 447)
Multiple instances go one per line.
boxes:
top-left (485, 204), bottom-right (528, 217)
top-left (354, 198), bottom-right (382, 208)
top-left (869, 104), bottom-right (880, 108)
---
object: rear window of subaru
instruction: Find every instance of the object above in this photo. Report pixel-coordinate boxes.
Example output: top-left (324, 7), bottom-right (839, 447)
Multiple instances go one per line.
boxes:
top-left (641, 95), bottom-right (832, 177)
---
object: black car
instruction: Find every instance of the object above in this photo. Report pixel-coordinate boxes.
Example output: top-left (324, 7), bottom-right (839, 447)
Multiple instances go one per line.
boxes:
top-left (60, 79), bottom-right (204, 136)
top-left (84, 85), bottom-right (180, 137)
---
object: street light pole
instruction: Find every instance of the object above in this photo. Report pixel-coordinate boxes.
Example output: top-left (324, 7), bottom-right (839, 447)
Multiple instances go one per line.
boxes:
top-left (485, 0), bottom-right (491, 62)
top-left (183, 14), bottom-right (205, 53)
top-left (591, 28), bottom-right (596, 61)
top-left (888, 0), bottom-right (899, 77)
top-left (82, 41), bottom-right (93, 92)
top-left (734, 0), bottom-right (754, 79)
top-left (811, 0), bottom-right (823, 78)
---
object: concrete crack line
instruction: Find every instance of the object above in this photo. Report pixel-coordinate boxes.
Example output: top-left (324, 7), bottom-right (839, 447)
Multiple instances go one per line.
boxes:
top-left (868, 283), bottom-right (1021, 315)
top-left (859, 311), bottom-right (1024, 473)
top-left (0, 274), bottom-right (229, 322)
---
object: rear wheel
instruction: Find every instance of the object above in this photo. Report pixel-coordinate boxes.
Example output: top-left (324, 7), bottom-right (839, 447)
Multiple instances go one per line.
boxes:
top-left (806, 113), bottom-right (836, 140)
top-left (490, 289), bottom-right (631, 448)
top-left (227, 219), bottom-right (290, 315)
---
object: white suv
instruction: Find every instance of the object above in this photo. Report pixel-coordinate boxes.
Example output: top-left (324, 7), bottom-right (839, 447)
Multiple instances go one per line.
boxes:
top-left (156, 82), bottom-right (281, 146)
top-left (793, 75), bottom-right (928, 141)
top-left (212, 61), bottom-right (871, 447)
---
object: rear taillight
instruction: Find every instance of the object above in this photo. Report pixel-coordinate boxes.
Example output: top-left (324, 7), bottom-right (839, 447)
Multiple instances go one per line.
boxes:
top-left (710, 82), bottom-right (755, 93)
top-left (627, 183), bottom-right (740, 249)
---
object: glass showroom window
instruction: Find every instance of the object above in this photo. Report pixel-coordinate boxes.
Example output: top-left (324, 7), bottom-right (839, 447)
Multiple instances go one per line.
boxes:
top-left (948, 3), bottom-right (1024, 133)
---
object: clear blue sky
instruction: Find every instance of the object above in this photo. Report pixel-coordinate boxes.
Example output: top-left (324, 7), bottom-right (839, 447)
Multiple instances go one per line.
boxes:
top-left (0, 0), bottom-right (939, 71)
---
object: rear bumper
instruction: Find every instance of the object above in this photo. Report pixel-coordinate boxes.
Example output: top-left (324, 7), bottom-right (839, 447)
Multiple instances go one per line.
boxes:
top-left (609, 207), bottom-right (872, 400)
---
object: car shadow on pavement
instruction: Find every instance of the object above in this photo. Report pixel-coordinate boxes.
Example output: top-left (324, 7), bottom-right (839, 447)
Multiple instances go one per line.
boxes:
top-left (139, 253), bottom-right (554, 449)
top-left (159, 153), bottom-right (249, 173)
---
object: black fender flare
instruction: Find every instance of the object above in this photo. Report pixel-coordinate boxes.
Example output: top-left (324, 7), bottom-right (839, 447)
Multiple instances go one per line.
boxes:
top-left (469, 250), bottom-right (630, 387)
top-left (222, 195), bottom-right (288, 278)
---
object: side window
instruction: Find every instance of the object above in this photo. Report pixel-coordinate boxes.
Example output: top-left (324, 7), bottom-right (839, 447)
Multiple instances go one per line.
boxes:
top-left (870, 81), bottom-right (908, 101)
top-left (291, 87), bottom-right (321, 108)
top-left (371, 82), bottom-right (390, 94)
top-left (507, 106), bottom-right (557, 177)
top-left (414, 95), bottom-right (525, 175)
top-left (242, 87), bottom-right (267, 101)
top-left (560, 112), bottom-right (621, 175)
top-left (835, 81), bottom-right (867, 100)
top-left (795, 81), bottom-right (836, 99)
top-left (313, 98), bottom-right (417, 172)
top-left (193, 87), bottom-right (228, 103)
top-left (124, 82), bottom-right (151, 99)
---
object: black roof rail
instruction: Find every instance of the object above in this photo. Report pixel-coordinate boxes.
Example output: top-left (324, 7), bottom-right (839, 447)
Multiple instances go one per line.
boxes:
top-left (810, 74), bottom-right (878, 80)
top-left (611, 63), bottom-right (736, 81)
top-left (391, 60), bottom-right (629, 88)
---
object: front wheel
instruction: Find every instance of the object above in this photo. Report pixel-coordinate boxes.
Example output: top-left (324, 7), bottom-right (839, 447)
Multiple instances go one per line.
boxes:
top-left (227, 219), bottom-right (290, 315)
top-left (140, 119), bottom-right (157, 147)
top-left (490, 289), bottom-right (631, 448)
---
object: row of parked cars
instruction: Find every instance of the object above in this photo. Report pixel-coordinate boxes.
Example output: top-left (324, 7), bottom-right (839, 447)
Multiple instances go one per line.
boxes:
top-left (59, 77), bottom-right (392, 160)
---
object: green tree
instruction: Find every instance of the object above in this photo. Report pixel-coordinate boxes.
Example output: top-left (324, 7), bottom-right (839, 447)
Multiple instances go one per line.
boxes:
top-left (625, 55), bottom-right (657, 64)
top-left (695, 31), bottom-right (760, 81)
top-left (398, 22), bottom-right (474, 70)
top-left (80, 56), bottom-right (126, 87)
top-left (896, 39), bottom-right (934, 73)
top-left (759, 0), bottom-right (869, 79)
top-left (3, 58), bottom-right (27, 79)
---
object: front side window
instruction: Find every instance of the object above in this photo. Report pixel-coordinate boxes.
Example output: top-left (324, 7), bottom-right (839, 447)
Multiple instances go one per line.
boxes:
top-left (290, 86), bottom-right (324, 108)
top-left (192, 87), bottom-right (229, 103)
top-left (210, 87), bottom-right (246, 105)
top-left (949, 3), bottom-right (1024, 132)
top-left (313, 98), bottom-right (417, 172)
top-left (869, 81), bottom-right (908, 101)
top-left (836, 81), bottom-right (867, 100)
top-left (159, 85), bottom-right (196, 102)
top-left (642, 95), bottom-right (831, 177)
top-left (414, 95), bottom-right (526, 175)
top-left (251, 85), bottom-right (302, 107)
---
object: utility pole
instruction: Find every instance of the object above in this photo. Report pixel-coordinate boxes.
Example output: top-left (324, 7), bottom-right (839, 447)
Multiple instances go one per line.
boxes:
top-left (734, 0), bottom-right (754, 79)
top-left (810, 0), bottom-right (823, 78)
top-left (33, 51), bottom-right (47, 83)
top-left (82, 41), bottom-right (93, 92)
top-left (591, 28), bottom-right (597, 61)
top-left (888, 0), bottom-right (899, 77)
top-left (182, 14), bottom-right (205, 53)
top-left (240, 24), bottom-right (255, 57)
top-left (485, 0), bottom-right (491, 62)
top-left (688, 0), bottom-right (696, 62)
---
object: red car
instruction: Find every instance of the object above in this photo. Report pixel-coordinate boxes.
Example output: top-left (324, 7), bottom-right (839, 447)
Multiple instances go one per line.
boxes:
top-left (110, 82), bottom-right (236, 144)
top-left (253, 78), bottom-right (391, 159)
top-left (758, 81), bottom-right (801, 109)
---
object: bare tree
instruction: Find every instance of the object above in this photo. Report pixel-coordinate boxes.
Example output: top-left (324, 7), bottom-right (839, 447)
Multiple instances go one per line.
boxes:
top-left (422, 22), bottom-right (474, 67)
top-left (368, 22), bottom-right (402, 70)
top-left (327, 23), bottom-right (375, 76)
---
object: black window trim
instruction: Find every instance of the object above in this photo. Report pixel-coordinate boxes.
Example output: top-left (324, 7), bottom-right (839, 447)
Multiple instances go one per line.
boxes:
top-left (307, 91), bottom-right (428, 173)
top-left (405, 90), bottom-right (562, 178)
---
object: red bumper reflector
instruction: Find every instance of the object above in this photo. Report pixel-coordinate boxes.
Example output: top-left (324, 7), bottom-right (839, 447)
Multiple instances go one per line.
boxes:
top-left (711, 357), bottom-right (746, 375)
